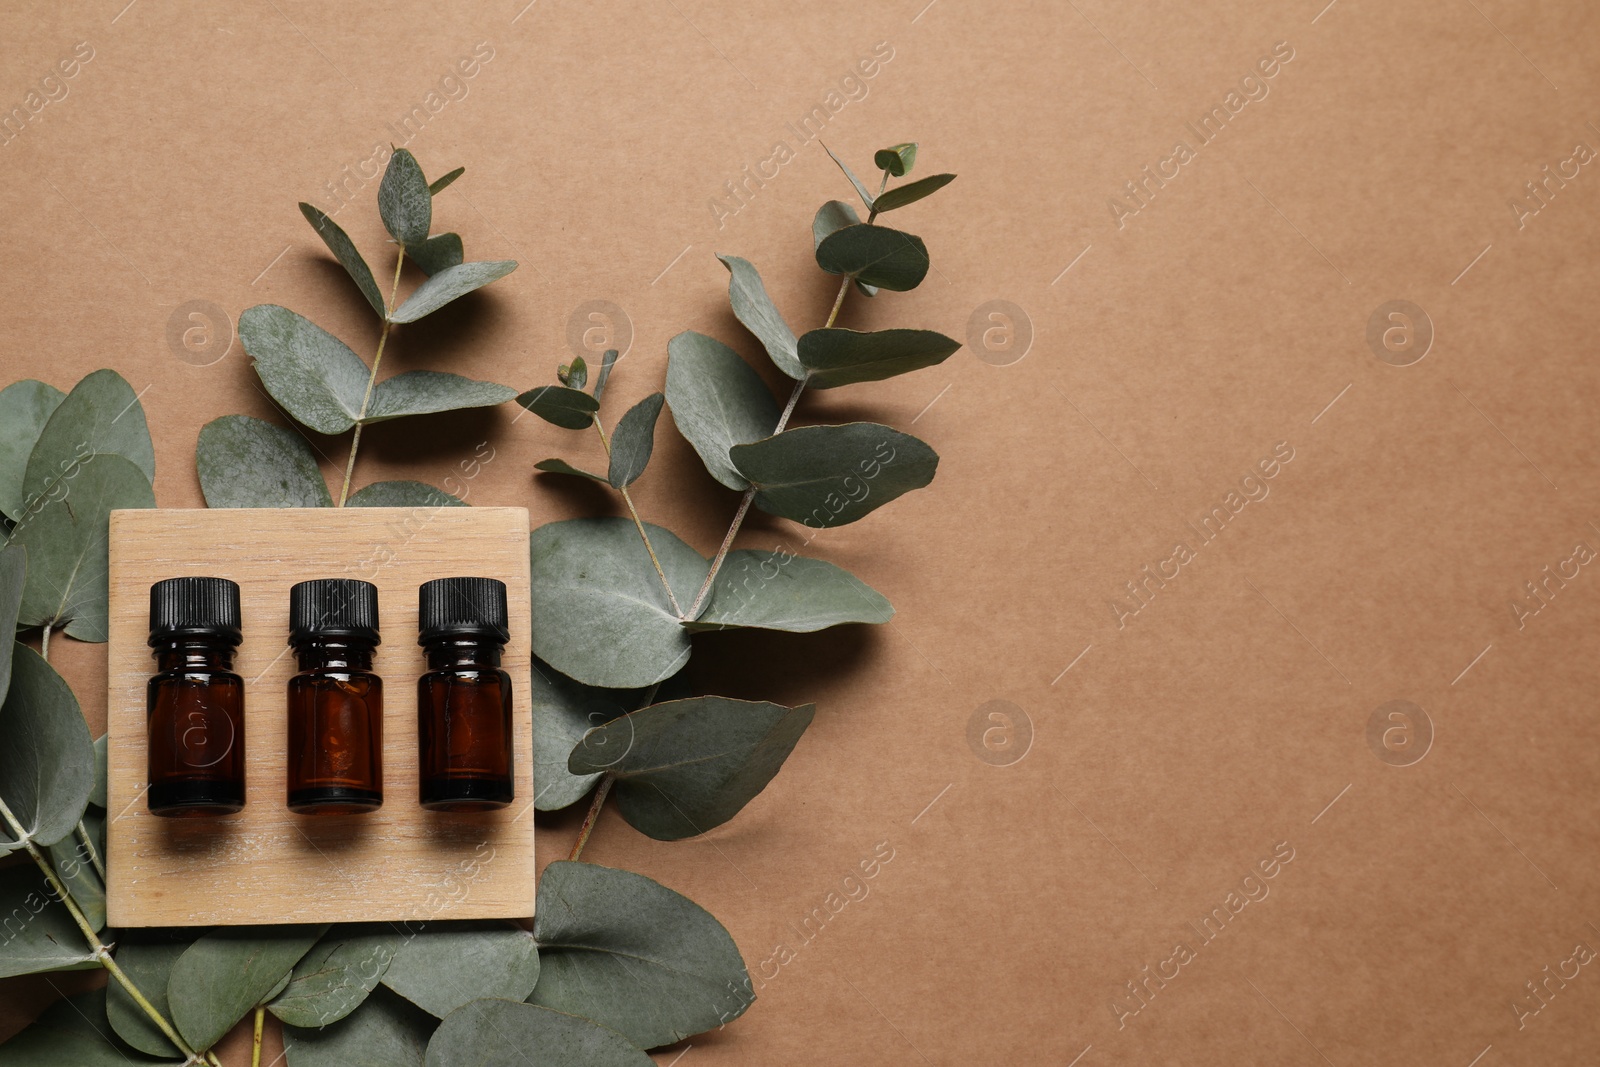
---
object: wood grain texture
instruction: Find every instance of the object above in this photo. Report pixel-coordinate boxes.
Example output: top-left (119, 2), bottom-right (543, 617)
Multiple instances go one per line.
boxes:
top-left (105, 507), bottom-right (534, 927)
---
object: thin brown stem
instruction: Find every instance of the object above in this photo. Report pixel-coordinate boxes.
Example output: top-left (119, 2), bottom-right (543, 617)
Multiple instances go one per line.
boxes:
top-left (39, 622), bottom-right (50, 662)
top-left (337, 249), bottom-right (407, 506)
top-left (593, 417), bottom-right (683, 616)
top-left (568, 774), bottom-right (614, 862)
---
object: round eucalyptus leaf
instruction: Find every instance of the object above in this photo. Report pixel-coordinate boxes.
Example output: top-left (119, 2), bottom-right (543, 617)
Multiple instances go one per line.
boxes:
top-left (426, 999), bottom-right (651, 1067)
top-left (664, 331), bottom-right (780, 491)
top-left (381, 922), bottom-right (540, 1019)
top-left (197, 415), bottom-right (331, 509)
top-left (796, 327), bottom-right (961, 389)
top-left (823, 143), bottom-right (875, 209)
top-left (530, 659), bottom-right (640, 812)
top-left (240, 305), bottom-right (369, 435)
top-left (530, 861), bottom-right (754, 1048)
top-left (607, 393), bottom-right (663, 489)
top-left (689, 550), bottom-right (893, 632)
top-left (530, 518), bottom-right (708, 688)
top-left (0, 543), bottom-right (25, 698)
top-left (270, 931), bottom-right (399, 1029)
top-left (569, 696), bottom-right (815, 841)
top-left (0, 644), bottom-right (96, 853)
top-left (168, 925), bottom-right (327, 1051)
top-left (389, 260), bottom-right (517, 324)
top-left (533, 458), bottom-right (607, 483)
top-left (0, 862), bottom-right (99, 978)
top-left (814, 224), bottom-right (929, 291)
top-left (299, 202), bottom-right (385, 317)
top-left (717, 255), bottom-right (802, 380)
top-left (515, 385), bottom-right (597, 430)
top-left (407, 232), bottom-right (464, 277)
top-left (345, 481), bottom-right (465, 508)
top-left (379, 148), bottom-right (432, 247)
top-left (365, 370), bottom-right (517, 424)
top-left (0, 379), bottom-right (64, 521)
top-left (19, 369), bottom-right (154, 513)
top-left (729, 423), bottom-right (938, 528)
top-left (812, 199), bottom-right (861, 251)
top-left (45, 809), bottom-right (104, 931)
top-left (283, 986), bottom-right (433, 1067)
top-left (0, 990), bottom-right (157, 1066)
top-left (108, 928), bottom-right (203, 1058)
top-left (874, 142), bottom-right (918, 176)
top-left (871, 173), bottom-right (955, 213)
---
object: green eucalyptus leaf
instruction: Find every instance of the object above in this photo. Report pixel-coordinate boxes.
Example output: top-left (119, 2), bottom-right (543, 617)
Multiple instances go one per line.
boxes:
top-left (381, 922), bottom-right (540, 1019)
top-left (407, 232), bottom-right (464, 277)
top-left (823, 143), bottom-right (875, 209)
top-left (270, 931), bottom-right (399, 1029)
top-left (379, 148), bottom-right (432, 247)
top-left (690, 551), bottom-right (893, 632)
top-left (571, 696), bottom-right (814, 840)
top-left (530, 517), bottom-right (707, 688)
top-left (389, 260), bottom-right (517, 324)
top-left (0, 862), bottom-right (99, 977)
top-left (731, 422), bottom-right (938, 528)
top-left (516, 385), bottom-right (597, 430)
top-left (45, 809), bottom-right (104, 931)
top-left (557, 357), bottom-right (588, 390)
top-left (366, 370), bottom-right (517, 424)
top-left (196, 415), bottom-right (331, 509)
top-left (593, 349), bottom-right (620, 403)
top-left (299, 203), bottom-right (386, 317)
top-left (0, 543), bottom-right (24, 697)
top-left (533, 458), bottom-right (607, 483)
top-left (107, 928), bottom-right (203, 1057)
top-left (0, 379), bottom-right (64, 520)
top-left (812, 199), bottom-right (861, 251)
top-left (428, 166), bottom-right (465, 195)
top-left (874, 142), bottom-right (918, 176)
top-left (19, 369), bottom-right (154, 516)
top-left (608, 393), bottom-right (663, 489)
top-left (717, 255), bottom-right (803, 380)
top-left (0, 644), bottom-right (94, 853)
top-left (871, 173), bottom-right (955, 213)
top-left (796, 327), bottom-right (961, 389)
top-left (240, 305), bottom-right (369, 435)
top-left (426, 999), bottom-right (651, 1067)
top-left (815, 224), bottom-right (929, 291)
top-left (530, 861), bottom-right (754, 1047)
top-left (283, 986), bottom-right (433, 1067)
top-left (664, 331), bottom-right (780, 491)
top-left (168, 925), bottom-right (327, 1051)
top-left (345, 481), bottom-right (465, 508)
top-left (529, 660), bottom-right (639, 812)
top-left (0, 990), bottom-right (159, 1066)
top-left (90, 733), bottom-right (108, 808)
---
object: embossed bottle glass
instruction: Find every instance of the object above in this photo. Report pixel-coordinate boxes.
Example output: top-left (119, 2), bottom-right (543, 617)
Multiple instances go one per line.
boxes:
top-left (287, 578), bottom-right (384, 814)
top-left (417, 577), bottom-right (514, 812)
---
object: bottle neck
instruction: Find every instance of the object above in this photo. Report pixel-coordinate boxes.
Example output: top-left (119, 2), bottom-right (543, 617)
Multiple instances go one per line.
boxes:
top-left (424, 636), bottom-right (503, 670)
top-left (293, 636), bottom-right (377, 672)
top-left (152, 636), bottom-right (237, 672)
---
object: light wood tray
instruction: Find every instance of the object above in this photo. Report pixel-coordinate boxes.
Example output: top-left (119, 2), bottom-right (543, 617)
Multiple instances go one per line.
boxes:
top-left (105, 507), bottom-right (534, 927)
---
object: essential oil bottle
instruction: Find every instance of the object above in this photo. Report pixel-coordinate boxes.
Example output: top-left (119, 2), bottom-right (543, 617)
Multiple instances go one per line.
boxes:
top-left (147, 577), bottom-right (246, 817)
top-left (416, 577), bottom-right (514, 812)
top-left (286, 579), bottom-right (384, 815)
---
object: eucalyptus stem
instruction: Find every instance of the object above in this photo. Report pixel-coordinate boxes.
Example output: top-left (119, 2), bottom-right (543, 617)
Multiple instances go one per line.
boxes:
top-left (593, 416), bottom-right (683, 617)
top-left (251, 1005), bottom-right (264, 1067)
top-left (337, 249), bottom-right (407, 506)
top-left (39, 622), bottom-right (50, 662)
top-left (0, 795), bottom-right (204, 1064)
top-left (568, 774), bottom-right (614, 862)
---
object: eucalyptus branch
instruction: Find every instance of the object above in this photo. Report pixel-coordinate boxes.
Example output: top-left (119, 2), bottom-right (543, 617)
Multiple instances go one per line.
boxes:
top-left (593, 415), bottom-right (683, 617)
top-left (336, 249), bottom-right (407, 506)
top-left (251, 1005), bottom-right (265, 1067)
top-left (39, 622), bottom-right (50, 662)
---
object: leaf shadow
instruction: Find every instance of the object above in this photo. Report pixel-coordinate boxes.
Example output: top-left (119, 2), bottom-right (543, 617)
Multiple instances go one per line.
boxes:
top-left (686, 622), bottom-right (885, 706)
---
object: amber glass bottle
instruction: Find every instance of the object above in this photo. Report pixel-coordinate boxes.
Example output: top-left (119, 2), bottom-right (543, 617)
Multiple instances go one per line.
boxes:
top-left (417, 577), bottom-right (513, 812)
top-left (286, 579), bottom-right (384, 815)
top-left (147, 577), bottom-right (246, 817)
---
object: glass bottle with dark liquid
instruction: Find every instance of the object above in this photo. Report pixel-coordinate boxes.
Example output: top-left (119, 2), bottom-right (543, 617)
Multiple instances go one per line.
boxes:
top-left (146, 577), bottom-right (246, 817)
top-left (286, 578), bottom-right (384, 814)
top-left (417, 577), bottom-right (513, 812)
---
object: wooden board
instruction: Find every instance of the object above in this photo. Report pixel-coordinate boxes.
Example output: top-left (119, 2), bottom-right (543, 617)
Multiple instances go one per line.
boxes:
top-left (104, 507), bottom-right (534, 927)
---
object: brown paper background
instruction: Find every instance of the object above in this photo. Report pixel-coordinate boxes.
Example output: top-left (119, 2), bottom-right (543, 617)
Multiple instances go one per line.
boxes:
top-left (4, 0), bottom-right (1600, 1063)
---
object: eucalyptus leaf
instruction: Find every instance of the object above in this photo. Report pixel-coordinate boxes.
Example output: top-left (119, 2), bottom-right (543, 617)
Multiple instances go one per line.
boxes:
top-left (874, 142), bottom-right (918, 176)
top-left (0, 990), bottom-right (160, 1066)
top-left (283, 986), bottom-right (433, 1067)
top-left (690, 551), bottom-right (893, 632)
top-left (815, 224), bottom-right (929, 291)
top-left (381, 922), bottom-right (540, 1019)
top-left (168, 925), bottom-right (326, 1051)
top-left (299, 202), bottom-right (386, 316)
top-left (608, 392), bottom-right (663, 489)
top-left (428, 166), bottom-right (465, 196)
top-left (530, 861), bottom-right (754, 1047)
top-left (0, 862), bottom-right (99, 977)
top-left (823, 143), bottom-right (875, 209)
top-left (426, 999), bottom-right (651, 1067)
top-left (19, 369), bottom-right (154, 516)
top-left (0, 643), bottom-right (95, 853)
top-left (345, 481), bottom-right (465, 508)
top-left (871, 173), bottom-right (955, 213)
top-left (796, 327), bottom-right (961, 389)
top-left (571, 696), bottom-right (814, 840)
top-left (557, 357), bottom-right (588, 390)
top-left (407, 232), bottom-right (464, 277)
top-left (107, 929), bottom-right (205, 1058)
top-left (516, 385), bottom-right (597, 430)
top-left (90, 733), bottom-right (108, 808)
top-left (11, 454), bottom-right (156, 641)
top-left (45, 808), bottom-right (104, 931)
top-left (379, 148), bottom-right (431, 247)
top-left (240, 305), bottom-right (370, 435)
top-left (530, 517), bottom-right (707, 688)
top-left (0, 543), bottom-right (24, 697)
top-left (366, 370), bottom-right (517, 424)
top-left (730, 422), bottom-right (938, 528)
top-left (533, 458), bottom-right (607, 483)
top-left (196, 415), bottom-right (331, 509)
top-left (813, 199), bottom-right (862, 251)
top-left (270, 931), bottom-right (399, 1029)
top-left (664, 331), bottom-right (780, 491)
top-left (593, 348), bottom-right (620, 403)
top-left (389, 260), bottom-right (517, 324)
top-left (718, 255), bottom-right (802, 380)
top-left (530, 660), bottom-right (638, 812)
top-left (0, 379), bottom-right (64, 520)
